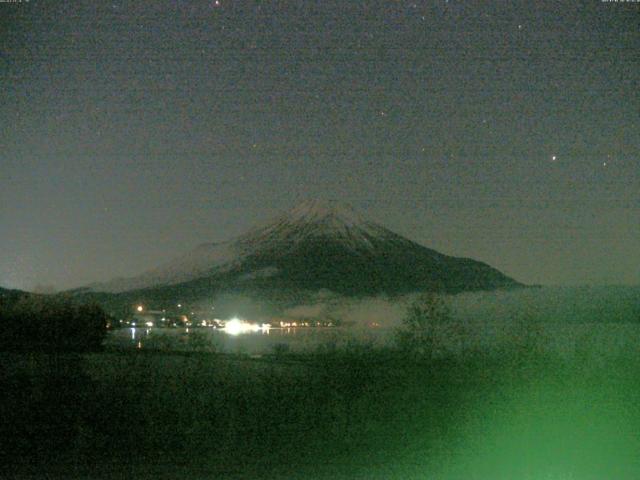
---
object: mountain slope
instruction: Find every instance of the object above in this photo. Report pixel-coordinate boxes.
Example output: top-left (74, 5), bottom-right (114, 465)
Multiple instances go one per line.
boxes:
top-left (89, 200), bottom-right (521, 297)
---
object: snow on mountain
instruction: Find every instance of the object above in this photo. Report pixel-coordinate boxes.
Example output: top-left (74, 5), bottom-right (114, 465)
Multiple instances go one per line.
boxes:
top-left (236, 200), bottom-right (397, 253)
top-left (91, 200), bottom-right (397, 293)
top-left (88, 200), bottom-right (520, 295)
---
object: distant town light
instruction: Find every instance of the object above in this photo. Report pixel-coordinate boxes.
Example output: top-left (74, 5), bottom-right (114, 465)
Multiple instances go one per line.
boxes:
top-left (224, 318), bottom-right (260, 335)
top-left (136, 305), bottom-right (144, 312)
top-left (177, 303), bottom-right (182, 308)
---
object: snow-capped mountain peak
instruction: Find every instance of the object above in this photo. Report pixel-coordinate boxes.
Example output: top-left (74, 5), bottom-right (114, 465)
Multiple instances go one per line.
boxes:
top-left (284, 199), bottom-right (368, 227)
top-left (86, 200), bottom-right (521, 294)
top-left (236, 200), bottom-right (393, 253)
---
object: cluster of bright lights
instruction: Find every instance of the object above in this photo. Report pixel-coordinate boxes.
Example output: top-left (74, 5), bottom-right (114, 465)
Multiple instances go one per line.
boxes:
top-left (223, 318), bottom-right (270, 335)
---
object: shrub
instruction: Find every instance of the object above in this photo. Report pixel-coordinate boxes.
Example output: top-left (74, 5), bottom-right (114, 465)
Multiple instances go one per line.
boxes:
top-left (395, 292), bottom-right (452, 358)
top-left (186, 330), bottom-right (217, 352)
top-left (272, 342), bottom-right (291, 358)
top-left (493, 312), bottom-right (550, 363)
top-left (144, 331), bottom-right (179, 351)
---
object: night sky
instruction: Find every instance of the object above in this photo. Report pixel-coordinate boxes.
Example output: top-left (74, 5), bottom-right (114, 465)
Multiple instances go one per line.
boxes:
top-left (1, 0), bottom-right (638, 291)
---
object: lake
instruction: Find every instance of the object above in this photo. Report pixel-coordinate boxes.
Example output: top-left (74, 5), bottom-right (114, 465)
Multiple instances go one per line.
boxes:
top-left (104, 326), bottom-right (390, 354)
top-left (104, 321), bottom-right (640, 358)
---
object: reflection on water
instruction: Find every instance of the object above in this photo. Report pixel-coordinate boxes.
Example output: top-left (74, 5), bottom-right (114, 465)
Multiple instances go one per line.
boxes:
top-left (104, 322), bottom-right (640, 357)
top-left (105, 326), bottom-right (384, 355)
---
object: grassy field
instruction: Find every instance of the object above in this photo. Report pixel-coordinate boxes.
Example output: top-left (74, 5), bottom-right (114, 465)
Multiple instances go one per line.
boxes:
top-left (2, 339), bottom-right (640, 479)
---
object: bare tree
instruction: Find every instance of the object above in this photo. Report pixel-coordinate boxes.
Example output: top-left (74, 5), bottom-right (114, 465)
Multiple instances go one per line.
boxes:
top-left (396, 292), bottom-right (452, 358)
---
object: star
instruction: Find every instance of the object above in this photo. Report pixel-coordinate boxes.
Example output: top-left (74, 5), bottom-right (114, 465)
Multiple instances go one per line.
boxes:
top-left (551, 155), bottom-right (557, 161)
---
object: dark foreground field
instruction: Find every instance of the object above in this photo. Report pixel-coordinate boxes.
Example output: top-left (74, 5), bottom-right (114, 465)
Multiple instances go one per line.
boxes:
top-left (2, 346), bottom-right (640, 479)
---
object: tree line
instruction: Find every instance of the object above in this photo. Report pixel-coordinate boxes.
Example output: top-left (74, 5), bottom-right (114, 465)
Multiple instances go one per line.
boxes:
top-left (0, 293), bottom-right (110, 352)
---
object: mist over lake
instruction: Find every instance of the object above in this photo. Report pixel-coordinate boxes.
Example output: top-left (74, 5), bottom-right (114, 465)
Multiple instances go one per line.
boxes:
top-left (107, 286), bottom-right (640, 357)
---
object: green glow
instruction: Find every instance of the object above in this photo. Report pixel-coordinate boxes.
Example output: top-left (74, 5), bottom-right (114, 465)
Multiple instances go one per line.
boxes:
top-left (386, 359), bottom-right (640, 480)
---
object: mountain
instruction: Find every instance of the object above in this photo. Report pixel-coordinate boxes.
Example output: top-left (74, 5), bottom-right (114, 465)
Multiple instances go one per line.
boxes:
top-left (88, 200), bottom-right (521, 300)
top-left (0, 286), bottom-right (31, 301)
